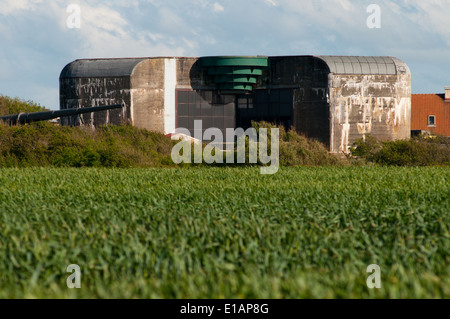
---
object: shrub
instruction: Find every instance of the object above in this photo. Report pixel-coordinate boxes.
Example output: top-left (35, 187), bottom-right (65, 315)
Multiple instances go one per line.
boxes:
top-left (351, 135), bottom-right (450, 166)
top-left (0, 95), bottom-right (47, 116)
top-left (172, 121), bottom-right (344, 167)
top-left (252, 121), bottom-right (344, 166)
top-left (0, 122), bottom-right (177, 168)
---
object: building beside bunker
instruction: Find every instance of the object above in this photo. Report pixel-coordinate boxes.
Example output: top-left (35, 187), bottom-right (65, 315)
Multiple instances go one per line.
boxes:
top-left (60, 55), bottom-right (411, 153)
top-left (411, 88), bottom-right (450, 137)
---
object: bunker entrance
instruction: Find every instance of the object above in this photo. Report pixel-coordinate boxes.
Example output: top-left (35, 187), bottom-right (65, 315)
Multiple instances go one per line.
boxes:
top-left (176, 88), bottom-right (294, 141)
top-left (236, 89), bottom-right (293, 131)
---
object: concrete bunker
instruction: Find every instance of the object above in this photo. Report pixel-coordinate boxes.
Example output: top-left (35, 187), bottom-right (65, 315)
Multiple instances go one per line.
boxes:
top-left (60, 55), bottom-right (411, 153)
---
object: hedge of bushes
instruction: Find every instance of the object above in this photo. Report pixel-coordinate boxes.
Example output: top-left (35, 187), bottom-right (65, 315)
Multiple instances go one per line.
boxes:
top-left (0, 96), bottom-right (47, 116)
top-left (351, 135), bottom-right (450, 166)
top-left (0, 122), bottom-right (176, 168)
top-left (1, 102), bottom-right (447, 168)
top-left (0, 121), bottom-right (345, 168)
top-left (252, 121), bottom-right (343, 166)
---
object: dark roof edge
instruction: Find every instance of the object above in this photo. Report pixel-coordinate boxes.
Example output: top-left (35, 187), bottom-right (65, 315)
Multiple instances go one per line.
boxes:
top-left (59, 57), bottom-right (197, 79)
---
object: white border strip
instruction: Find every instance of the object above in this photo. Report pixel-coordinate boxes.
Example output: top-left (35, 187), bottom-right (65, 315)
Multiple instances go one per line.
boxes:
top-left (164, 58), bottom-right (177, 134)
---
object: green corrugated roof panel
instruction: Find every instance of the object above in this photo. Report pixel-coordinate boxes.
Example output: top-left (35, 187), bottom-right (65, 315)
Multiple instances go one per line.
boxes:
top-left (200, 56), bottom-right (268, 67)
top-left (213, 75), bottom-right (257, 84)
top-left (199, 56), bottom-right (268, 92)
top-left (207, 67), bottom-right (263, 76)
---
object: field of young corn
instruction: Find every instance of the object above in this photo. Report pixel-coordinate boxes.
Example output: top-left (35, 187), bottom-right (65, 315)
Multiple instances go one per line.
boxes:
top-left (0, 167), bottom-right (448, 298)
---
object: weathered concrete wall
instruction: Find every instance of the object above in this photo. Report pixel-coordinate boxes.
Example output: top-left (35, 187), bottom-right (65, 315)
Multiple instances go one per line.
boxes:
top-left (265, 56), bottom-right (411, 152)
top-left (130, 58), bottom-right (165, 132)
top-left (59, 77), bottom-right (131, 126)
top-left (329, 73), bottom-right (411, 153)
top-left (177, 57), bottom-right (203, 89)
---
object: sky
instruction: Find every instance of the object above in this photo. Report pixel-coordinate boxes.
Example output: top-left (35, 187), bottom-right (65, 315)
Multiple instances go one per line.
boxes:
top-left (0, 0), bottom-right (449, 110)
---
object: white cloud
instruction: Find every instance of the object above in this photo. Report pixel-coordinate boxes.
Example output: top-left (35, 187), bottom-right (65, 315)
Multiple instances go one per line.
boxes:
top-left (265, 0), bottom-right (277, 6)
top-left (213, 2), bottom-right (224, 12)
top-left (0, 0), bottom-right (43, 15)
top-left (55, 1), bottom-right (187, 57)
top-left (81, 4), bottom-right (128, 37)
top-left (338, 0), bottom-right (353, 11)
top-left (396, 0), bottom-right (450, 45)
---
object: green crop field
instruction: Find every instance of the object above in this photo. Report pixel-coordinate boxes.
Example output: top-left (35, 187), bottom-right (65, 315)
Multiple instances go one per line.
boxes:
top-left (0, 167), bottom-right (448, 298)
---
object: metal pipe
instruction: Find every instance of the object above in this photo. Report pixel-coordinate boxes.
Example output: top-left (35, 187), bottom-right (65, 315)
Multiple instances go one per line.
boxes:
top-left (0, 103), bottom-right (124, 125)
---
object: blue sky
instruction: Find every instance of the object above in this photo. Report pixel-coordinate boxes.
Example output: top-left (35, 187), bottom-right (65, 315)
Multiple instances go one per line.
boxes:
top-left (1, 0), bottom-right (449, 110)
